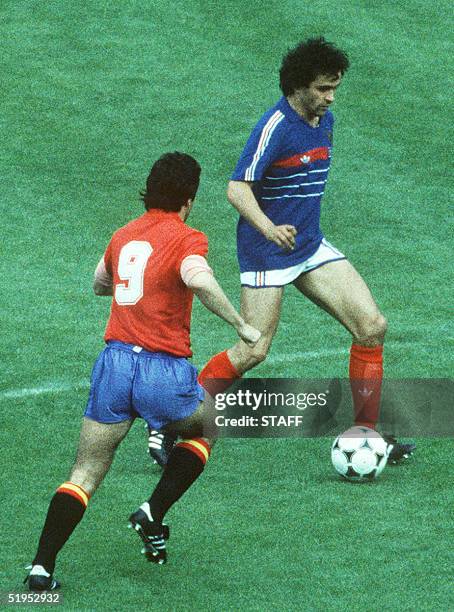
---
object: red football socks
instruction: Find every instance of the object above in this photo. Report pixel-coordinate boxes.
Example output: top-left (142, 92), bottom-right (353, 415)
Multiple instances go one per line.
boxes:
top-left (198, 350), bottom-right (241, 394)
top-left (349, 344), bottom-right (383, 429)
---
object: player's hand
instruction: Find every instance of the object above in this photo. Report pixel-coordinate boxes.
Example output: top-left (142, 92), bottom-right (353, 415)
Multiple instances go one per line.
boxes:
top-left (237, 321), bottom-right (261, 347)
top-left (264, 224), bottom-right (297, 250)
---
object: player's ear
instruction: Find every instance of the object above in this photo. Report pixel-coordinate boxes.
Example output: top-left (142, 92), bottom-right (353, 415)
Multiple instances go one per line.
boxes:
top-left (181, 198), bottom-right (193, 221)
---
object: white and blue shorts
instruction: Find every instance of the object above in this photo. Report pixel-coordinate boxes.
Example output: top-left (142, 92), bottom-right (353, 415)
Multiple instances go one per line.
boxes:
top-left (240, 238), bottom-right (345, 288)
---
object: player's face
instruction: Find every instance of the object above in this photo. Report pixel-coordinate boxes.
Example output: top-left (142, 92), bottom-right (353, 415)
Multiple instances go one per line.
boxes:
top-left (294, 72), bottom-right (342, 119)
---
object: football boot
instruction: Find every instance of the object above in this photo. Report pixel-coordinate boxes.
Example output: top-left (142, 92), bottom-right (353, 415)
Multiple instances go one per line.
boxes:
top-left (128, 507), bottom-right (169, 565)
top-left (383, 434), bottom-right (416, 464)
top-left (24, 565), bottom-right (60, 592)
top-left (147, 428), bottom-right (177, 468)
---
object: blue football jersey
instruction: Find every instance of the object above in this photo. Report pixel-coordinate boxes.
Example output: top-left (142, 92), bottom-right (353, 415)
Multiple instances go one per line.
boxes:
top-left (232, 96), bottom-right (334, 273)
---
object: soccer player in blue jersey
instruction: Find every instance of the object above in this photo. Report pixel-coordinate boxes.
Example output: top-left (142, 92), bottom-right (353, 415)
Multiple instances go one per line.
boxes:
top-left (198, 37), bottom-right (415, 461)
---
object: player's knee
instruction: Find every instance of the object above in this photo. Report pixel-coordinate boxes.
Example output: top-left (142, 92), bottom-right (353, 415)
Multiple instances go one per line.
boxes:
top-left (373, 313), bottom-right (387, 342)
top-left (68, 468), bottom-right (97, 496)
top-left (246, 342), bottom-right (270, 367)
top-left (231, 336), bottom-right (271, 372)
top-left (355, 313), bottom-right (387, 345)
top-left (70, 457), bottom-right (112, 496)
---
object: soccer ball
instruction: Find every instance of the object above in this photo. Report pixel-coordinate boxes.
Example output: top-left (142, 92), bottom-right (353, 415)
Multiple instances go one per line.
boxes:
top-left (331, 426), bottom-right (389, 481)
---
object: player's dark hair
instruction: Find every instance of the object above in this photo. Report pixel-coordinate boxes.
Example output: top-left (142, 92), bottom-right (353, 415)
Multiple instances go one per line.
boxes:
top-left (279, 37), bottom-right (350, 96)
top-left (141, 152), bottom-right (201, 212)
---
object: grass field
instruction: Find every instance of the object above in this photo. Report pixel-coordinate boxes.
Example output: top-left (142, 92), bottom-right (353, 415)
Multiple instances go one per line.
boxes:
top-left (2, 1), bottom-right (453, 610)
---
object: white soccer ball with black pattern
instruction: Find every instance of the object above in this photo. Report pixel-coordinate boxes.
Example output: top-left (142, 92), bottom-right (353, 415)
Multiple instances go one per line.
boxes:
top-left (331, 426), bottom-right (389, 481)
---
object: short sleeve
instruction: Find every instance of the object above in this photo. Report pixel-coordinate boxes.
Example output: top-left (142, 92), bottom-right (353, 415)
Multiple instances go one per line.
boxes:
top-left (231, 109), bottom-right (286, 182)
top-left (177, 230), bottom-right (208, 267)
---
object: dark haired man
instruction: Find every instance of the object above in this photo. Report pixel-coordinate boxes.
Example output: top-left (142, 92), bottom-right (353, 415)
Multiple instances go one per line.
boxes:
top-left (25, 152), bottom-right (260, 590)
top-left (198, 38), bottom-right (414, 460)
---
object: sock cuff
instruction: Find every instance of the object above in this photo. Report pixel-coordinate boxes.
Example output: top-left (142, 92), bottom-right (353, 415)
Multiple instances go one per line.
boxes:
top-left (56, 482), bottom-right (90, 508)
top-left (176, 438), bottom-right (211, 465)
top-left (350, 344), bottom-right (383, 363)
top-left (199, 350), bottom-right (241, 382)
top-left (218, 350), bottom-right (241, 379)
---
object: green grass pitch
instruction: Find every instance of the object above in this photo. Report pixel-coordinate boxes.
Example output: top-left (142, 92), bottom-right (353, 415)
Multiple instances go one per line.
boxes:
top-left (1, 1), bottom-right (453, 609)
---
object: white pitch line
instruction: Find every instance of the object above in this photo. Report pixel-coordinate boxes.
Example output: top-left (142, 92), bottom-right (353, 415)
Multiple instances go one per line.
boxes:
top-left (0, 340), bottom-right (436, 400)
top-left (267, 340), bottom-right (425, 365)
top-left (268, 347), bottom-right (349, 364)
top-left (1, 381), bottom-right (90, 400)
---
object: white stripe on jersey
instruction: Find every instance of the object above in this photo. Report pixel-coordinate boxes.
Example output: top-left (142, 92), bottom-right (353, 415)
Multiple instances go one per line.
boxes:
top-left (263, 180), bottom-right (326, 190)
top-left (308, 168), bottom-right (329, 174)
top-left (245, 111), bottom-right (284, 181)
top-left (264, 172), bottom-right (308, 180)
top-left (262, 192), bottom-right (325, 200)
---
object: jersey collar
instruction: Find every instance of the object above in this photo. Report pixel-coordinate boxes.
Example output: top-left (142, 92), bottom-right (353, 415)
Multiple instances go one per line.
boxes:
top-left (145, 208), bottom-right (183, 223)
top-left (280, 96), bottom-right (302, 123)
top-left (280, 96), bottom-right (328, 128)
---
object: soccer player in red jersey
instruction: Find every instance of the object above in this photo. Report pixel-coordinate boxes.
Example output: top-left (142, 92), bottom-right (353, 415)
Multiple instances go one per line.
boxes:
top-left (25, 152), bottom-right (260, 591)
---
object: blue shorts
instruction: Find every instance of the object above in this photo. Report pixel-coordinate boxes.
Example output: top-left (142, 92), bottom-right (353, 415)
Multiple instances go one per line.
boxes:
top-left (84, 341), bottom-right (205, 429)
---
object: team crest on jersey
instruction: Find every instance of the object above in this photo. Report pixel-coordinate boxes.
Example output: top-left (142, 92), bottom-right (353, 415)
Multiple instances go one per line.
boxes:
top-left (300, 155), bottom-right (311, 164)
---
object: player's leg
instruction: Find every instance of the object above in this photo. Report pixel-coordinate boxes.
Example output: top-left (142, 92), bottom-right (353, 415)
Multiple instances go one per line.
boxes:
top-left (198, 286), bottom-right (284, 392)
top-left (293, 258), bottom-right (387, 429)
top-left (131, 354), bottom-right (216, 564)
top-left (294, 258), bottom-right (415, 460)
top-left (294, 258), bottom-right (386, 341)
top-left (27, 417), bottom-right (132, 590)
top-left (131, 420), bottom-right (214, 564)
top-left (69, 417), bottom-right (133, 493)
top-left (27, 342), bottom-right (137, 590)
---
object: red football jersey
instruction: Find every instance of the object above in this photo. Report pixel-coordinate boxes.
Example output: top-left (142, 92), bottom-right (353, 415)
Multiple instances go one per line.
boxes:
top-left (103, 209), bottom-right (208, 357)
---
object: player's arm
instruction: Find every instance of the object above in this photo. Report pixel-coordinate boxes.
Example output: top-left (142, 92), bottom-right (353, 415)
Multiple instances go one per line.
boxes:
top-left (181, 255), bottom-right (260, 347)
top-left (227, 180), bottom-right (296, 250)
top-left (93, 257), bottom-right (113, 296)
